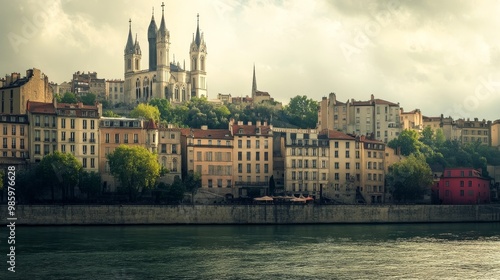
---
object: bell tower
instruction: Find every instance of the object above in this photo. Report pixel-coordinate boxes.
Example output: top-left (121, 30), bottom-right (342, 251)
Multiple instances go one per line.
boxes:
top-left (189, 14), bottom-right (207, 98)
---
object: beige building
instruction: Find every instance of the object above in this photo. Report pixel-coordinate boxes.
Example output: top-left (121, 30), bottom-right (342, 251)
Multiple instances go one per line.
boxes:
top-left (158, 126), bottom-right (182, 184)
top-left (26, 101), bottom-right (58, 163)
top-left (230, 120), bottom-right (273, 197)
top-left (491, 120), bottom-right (500, 148)
top-left (456, 118), bottom-right (491, 145)
top-left (1, 68), bottom-right (53, 115)
top-left (277, 128), bottom-right (329, 198)
top-left (318, 93), bottom-right (402, 143)
top-left (106, 80), bottom-right (125, 105)
top-left (400, 108), bottom-right (423, 132)
top-left (422, 115), bottom-right (462, 141)
top-left (181, 126), bottom-right (233, 201)
top-left (72, 71), bottom-right (106, 97)
top-left (0, 114), bottom-right (29, 167)
top-left (359, 136), bottom-right (386, 204)
top-left (99, 117), bottom-right (155, 192)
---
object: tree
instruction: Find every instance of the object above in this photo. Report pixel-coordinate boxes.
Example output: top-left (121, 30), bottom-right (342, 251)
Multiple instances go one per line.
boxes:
top-left (386, 154), bottom-right (433, 203)
top-left (107, 145), bottom-right (161, 201)
top-left (103, 110), bottom-right (121, 117)
top-left (130, 103), bottom-right (161, 122)
top-left (183, 171), bottom-right (201, 204)
top-left (60, 92), bottom-right (78, 104)
top-left (283, 95), bottom-right (318, 128)
top-left (420, 126), bottom-right (434, 146)
top-left (79, 171), bottom-right (101, 201)
top-left (80, 92), bottom-right (97, 105)
top-left (36, 151), bottom-right (82, 201)
top-left (388, 129), bottom-right (422, 156)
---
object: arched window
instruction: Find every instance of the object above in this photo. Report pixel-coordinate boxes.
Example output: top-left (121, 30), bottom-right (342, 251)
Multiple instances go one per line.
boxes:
top-left (127, 59), bottom-right (132, 70)
top-left (135, 59), bottom-right (139, 70)
top-left (172, 158), bottom-right (178, 172)
top-left (143, 77), bottom-right (150, 100)
top-left (200, 56), bottom-right (205, 71)
top-left (182, 87), bottom-right (186, 101)
top-left (135, 78), bottom-right (141, 99)
top-left (174, 86), bottom-right (179, 101)
top-left (192, 57), bottom-right (197, 70)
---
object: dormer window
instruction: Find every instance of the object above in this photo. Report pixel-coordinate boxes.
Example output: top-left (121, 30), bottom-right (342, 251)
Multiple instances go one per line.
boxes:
top-left (238, 128), bottom-right (243, 134)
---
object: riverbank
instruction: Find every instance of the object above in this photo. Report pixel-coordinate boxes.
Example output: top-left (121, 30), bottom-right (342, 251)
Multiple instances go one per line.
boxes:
top-left (2, 204), bottom-right (500, 225)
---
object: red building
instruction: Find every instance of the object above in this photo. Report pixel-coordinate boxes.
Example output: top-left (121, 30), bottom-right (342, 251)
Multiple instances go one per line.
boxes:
top-left (432, 168), bottom-right (491, 204)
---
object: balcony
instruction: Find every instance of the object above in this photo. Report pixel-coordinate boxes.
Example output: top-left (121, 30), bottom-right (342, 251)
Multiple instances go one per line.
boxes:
top-left (69, 138), bottom-right (75, 142)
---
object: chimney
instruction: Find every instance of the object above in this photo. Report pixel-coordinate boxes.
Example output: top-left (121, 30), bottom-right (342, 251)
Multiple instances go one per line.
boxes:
top-left (371, 94), bottom-right (374, 101)
top-left (238, 121), bottom-right (243, 125)
top-left (256, 121), bottom-right (261, 127)
top-left (201, 125), bottom-right (208, 130)
top-left (248, 121), bottom-right (252, 125)
top-left (263, 121), bottom-right (267, 126)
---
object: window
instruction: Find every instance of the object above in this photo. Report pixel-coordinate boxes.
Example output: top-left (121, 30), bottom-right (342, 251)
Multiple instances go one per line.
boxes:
top-left (246, 140), bottom-right (251, 148)
top-left (91, 120), bottom-right (95, 129)
top-left (91, 158), bottom-right (95, 168)
top-left (61, 131), bottom-right (66, 141)
top-left (238, 164), bottom-right (242, 173)
top-left (246, 152), bottom-right (251, 161)
top-left (334, 151), bottom-right (338, 158)
top-left (11, 125), bottom-right (16, 136)
top-left (35, 144), bottom-right (41, 154)
top-left (334, 162), bottom-right (339, 169)
top-left (70, 119), bottom-right (75, 129)
top-left (208, 179), bottom-right (213, 188)
top-left (264, 164), bottom-right (269, 173)
top-left (20, 126), bottom-right (24, 136)
top-left (105, 133), bottom-right (110, 143)
top-left (264, 152), bottom-right (269, 161)
top-left (460, 181), bottom-right (464, 187)
top-left (256, 164), bottom-right (260, 173)
top-left (256, 152), bottom-right (260, 161)
top-left (238, 140), bottom-right (242, 148)
top-left (134, 134), bottom-right (138, 143)
top-left (345, 151), bottom-right (350, 158)
top-left (83, 120), bottom-right (87, 129)
top-left (256, 140), bottom-right (260, 149)
top-left (334, 173), bottom-right (339, 180)
top-left (90, 145), bottom-right (95, 155)
top-left (346, 163), bottom-right (350, 169)
top-left (238, 152), bottom-right (242, 161)
top-left (247, 164), bottom-right (251, 173)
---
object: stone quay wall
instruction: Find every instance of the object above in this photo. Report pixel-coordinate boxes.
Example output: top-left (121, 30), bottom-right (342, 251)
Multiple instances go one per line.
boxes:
top-left (2, 204), bottom-right (500, 225)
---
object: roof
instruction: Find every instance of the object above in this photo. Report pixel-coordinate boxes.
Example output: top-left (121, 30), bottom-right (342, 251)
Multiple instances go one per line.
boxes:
top-left (320, 129), bottom-right (356, 140)
top-left (0, 78), bottom-right (29, 89)
top-left (181, 128), bottom-right (233, 139)
top-left (255, 90), bottom-right (270, 97)
top-left (374, 99), bottom-right (398, 106)
top-left (56, 102), bottom-right (99, 110)
top-left (232, 124), bottom-right (272, 136)
top-left (144, 119), bottom-right (158, 130)
top-left (27, 101), bottom-right (56, 114)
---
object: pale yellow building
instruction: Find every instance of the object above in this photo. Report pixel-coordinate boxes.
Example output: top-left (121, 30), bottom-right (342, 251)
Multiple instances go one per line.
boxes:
top-left (1, 68), bottom-right (53, 115)
top-left (0, 114), bottom-right (29, 167)
top-left (456, 118), bottom-right (491, 145)
top-left (106, 80), bottom-right (125, 105)
top-left (158, 126), bottom-right (182, 184)
top-left (400, 108), bottom-right (423, 132)
top-left (26, 101), bottom-right (58, 163)
top-left (491, 120), bottom-right (500, 148)
top-left (230, 120), bottom-right (273, 197)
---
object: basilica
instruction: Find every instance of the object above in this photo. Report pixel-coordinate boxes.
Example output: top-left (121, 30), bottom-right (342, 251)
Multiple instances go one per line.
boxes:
top-left (124, 3), bottom-right (207, 105)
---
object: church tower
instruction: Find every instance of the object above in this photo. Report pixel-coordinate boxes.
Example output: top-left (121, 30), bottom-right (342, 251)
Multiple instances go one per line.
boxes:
top-left (156, 2), bottom-right (170, 99)
top-left (252, 64), bottom-right (257, 99)
top-left (189, 14), bottom-right (207, 98)
top-left (124, 19), bottom-right (141, 74)
top-left (148, 8), bottom-right (157, 71)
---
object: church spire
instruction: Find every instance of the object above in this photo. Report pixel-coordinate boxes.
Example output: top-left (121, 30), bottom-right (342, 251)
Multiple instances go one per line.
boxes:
top-left (125, 19), bottom-right (134, 54)
top-left (158, 2), bottom-right (167, 38)
top-left (195, 13), bottom-right (201, 47)
top-left (252, 64), bottom-right (257, 98)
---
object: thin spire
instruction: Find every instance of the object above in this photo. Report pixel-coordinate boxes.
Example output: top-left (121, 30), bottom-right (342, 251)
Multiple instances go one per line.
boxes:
top-left (125, 18), bottom-right (134, 54)
top-left (152, 7), bottom-right (154, 17)
top-left (162, 2), bottom-right (165, 14)
top-left (252, 64), bottom-right (257, 98)
top-left (158, 2), bottom-right (167, 38)
top-left (195, 13), bottom-right (201, 47)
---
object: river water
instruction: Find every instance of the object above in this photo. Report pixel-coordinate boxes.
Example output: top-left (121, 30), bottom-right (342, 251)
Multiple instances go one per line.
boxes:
top-left (2, 223), bottom-right (500, 279)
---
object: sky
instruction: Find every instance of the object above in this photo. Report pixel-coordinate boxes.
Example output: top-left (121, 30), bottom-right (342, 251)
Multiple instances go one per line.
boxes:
top-left (1, 0), bottom-right (500, 121)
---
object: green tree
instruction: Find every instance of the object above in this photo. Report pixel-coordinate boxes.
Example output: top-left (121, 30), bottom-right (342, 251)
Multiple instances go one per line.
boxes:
top-left (387, 154), bottom-right (433, 203)
top-left (130, 103), bottom-right (161, 122)
top-left (388, 129), bottom-right (422, 156)
top-left (103, 110), bottom-right (121, 117)
top-left (36, 151), bottom-right (82, 201)
top-left (183, 171), bottom-right (201, 204)
top-left (79, 171), bottom-right (101, 201)
top-left (434, 128), bottom-right (446, 148)
top-left (283, 95), bottom-right (318, 128)
top-left (80, 92), bottom-right (97, 105)
top-left (420, 126), bottom-right (434, 146)
top-left (107, 145), bottom-right (161, 201)
top-left (60, 92), bottom-right (78, 104)
top-left (16, 169), bottom-right (42, 203)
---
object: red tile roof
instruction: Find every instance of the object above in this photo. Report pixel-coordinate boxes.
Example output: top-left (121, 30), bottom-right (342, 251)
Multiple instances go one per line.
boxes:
top-left (181, 128), bottom-right (233, 139)
top-left (26, 101), bottom-right (56, 114)
top-left (144, 119), bottom-right (158, 130)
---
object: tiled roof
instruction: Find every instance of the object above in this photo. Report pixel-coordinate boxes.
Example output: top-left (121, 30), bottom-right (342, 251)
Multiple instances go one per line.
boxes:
top-left (26, 101), bottom-right (56, 114)
top-left (144, 119), bottom-right (158, 130)
top-left (56, 102), bottom-right (98, 110)
top-left (374, 99), bottom-right (398, 106)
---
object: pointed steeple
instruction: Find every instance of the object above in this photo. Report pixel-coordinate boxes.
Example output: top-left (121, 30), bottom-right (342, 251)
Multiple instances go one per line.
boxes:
top-left (134, 33), bottom-right (141, 54)
top-left (195, 13), bottom-right (201, 47)
top-left (125, 19), bottom-right (134, 54)
top-left (158, 2), bottom-right (168, 39)
top-left (148, 7), bottom-right (157, 39)
top-left (252, 64), bottom-right (257, 98)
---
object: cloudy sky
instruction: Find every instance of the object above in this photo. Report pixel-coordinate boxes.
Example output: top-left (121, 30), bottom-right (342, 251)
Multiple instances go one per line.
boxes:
top-left (1, 0), bottom-right (500, 121)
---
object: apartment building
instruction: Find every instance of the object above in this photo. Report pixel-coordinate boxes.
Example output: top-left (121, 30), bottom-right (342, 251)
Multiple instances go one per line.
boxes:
top-left (400, 108), bottom-right (423, 132)
top-left (158, 126), bottom-right (182, 184)
top-left (181, 126), bottom-right (234, 200)
top-left (0, 114), bottom-right (29, 167)
top-left (278, 128), bottom-right (329, 198)
top-left (1, 68), bottom-right (53, 114)
top-left (432, 168), bottom-right (490, 204)
top-left (99, 117), bottom-right (150, 192)
top-left (318, 93), bottom-right (402, 143)
top-left (456, 118), bottom-right (491, 145)
top-left (359, 136), bottom-right (386, 204)
top-left (231, 120), bottom-right (273, 197)
top-left (26, 101), bottom-right (58, 162)
top-left (422, 115), bottom-right (462, 141)
top-left (491, 120), bottom-right (500, 148)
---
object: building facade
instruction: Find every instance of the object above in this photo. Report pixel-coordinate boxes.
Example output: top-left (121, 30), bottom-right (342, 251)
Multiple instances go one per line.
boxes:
top-left (106, 80), bottom-right (125, 105)
top-left (231, 120), bottom-right (273, 197)
top-left (0, 114), bottom-right (29, 167)
top-left (1, 68), bottom-right (53, 115)
top-left (432, 168), bottom-right (491, 204)
top-left (400, 108), bottom-right (423, 132)
top-left (158, 126), bottom-right (182, 184)
top-left (124, 4), bottom-right (207, 105)
top-left (72, 71), bottom-right (106, 97)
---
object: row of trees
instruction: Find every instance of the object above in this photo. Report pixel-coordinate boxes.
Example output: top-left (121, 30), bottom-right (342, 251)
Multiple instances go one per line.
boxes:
top-left (13, 147), bottom-right (201, 204)
top-left (386, 126), bottom-right (500, 202)
top-left (104, 95), bottom-right (319, 129)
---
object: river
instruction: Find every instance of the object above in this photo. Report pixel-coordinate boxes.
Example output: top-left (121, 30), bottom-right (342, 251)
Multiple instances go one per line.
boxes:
top-left (2, 223), bottom-right (500, 279)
